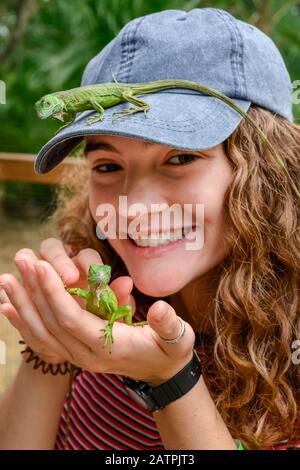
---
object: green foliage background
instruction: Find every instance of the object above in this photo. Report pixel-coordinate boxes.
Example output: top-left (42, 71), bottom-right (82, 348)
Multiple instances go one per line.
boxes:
top-left (0, 0), bottom-right (300, 154)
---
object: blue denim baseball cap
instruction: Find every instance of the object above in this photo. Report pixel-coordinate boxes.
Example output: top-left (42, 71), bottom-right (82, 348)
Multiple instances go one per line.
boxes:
top-left (35, 7), bottom-right (294, 174)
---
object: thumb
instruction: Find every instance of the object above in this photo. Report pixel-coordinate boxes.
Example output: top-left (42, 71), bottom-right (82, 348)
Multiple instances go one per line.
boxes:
top-left (147, 300), bottom-right (195, 356)
top-left (110, 276), bottom-right (136, 316)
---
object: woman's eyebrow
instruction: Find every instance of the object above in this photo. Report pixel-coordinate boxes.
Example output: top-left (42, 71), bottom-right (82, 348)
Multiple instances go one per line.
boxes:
top-left (84, 139), bottom-right (156, 155)
top-left (84, 139), bottom-right (214, 157)
top-left (84, 140), bottom-right (121, 154)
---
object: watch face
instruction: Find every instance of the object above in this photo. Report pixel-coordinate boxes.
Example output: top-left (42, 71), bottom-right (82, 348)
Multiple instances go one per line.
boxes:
top-left (124, 386), bottom-right (150, 410)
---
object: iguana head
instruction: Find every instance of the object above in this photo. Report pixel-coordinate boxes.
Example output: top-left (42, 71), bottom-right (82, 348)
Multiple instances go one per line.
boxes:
top-left (88, 264), bottom-right (111, 289)
top-left (35, 94), bottom-right (65, 120)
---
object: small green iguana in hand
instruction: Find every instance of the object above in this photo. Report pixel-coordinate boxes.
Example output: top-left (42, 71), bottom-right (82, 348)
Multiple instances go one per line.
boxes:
top-left (34, 74), bottom-right (300, 198)
top-left (62, 263), bottom-right (147, 448)
top-left (67, 263), bottom-right (147, 353)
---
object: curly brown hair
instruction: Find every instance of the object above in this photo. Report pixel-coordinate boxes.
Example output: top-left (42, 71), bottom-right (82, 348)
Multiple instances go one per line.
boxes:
top-left (50, 105), bottom-right (300, 450)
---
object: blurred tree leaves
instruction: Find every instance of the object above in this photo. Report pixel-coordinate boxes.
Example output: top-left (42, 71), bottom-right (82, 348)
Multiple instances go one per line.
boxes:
top-left (0, 0), bottom-right (299, 155)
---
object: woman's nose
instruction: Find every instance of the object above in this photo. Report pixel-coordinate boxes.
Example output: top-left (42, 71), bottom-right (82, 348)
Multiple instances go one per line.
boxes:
top-left (120, 177), bottom-right (168, 212)
top-left (117, 184), bottom-right (169, 230)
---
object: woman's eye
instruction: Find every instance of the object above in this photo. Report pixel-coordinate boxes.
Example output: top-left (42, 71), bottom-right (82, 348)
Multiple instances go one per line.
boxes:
top-left (92, 163), bottom-right (121, 173)
top-left (90, 154), bottom-right (199, 172)
top-left (167, 154), bottom-right (199, 165)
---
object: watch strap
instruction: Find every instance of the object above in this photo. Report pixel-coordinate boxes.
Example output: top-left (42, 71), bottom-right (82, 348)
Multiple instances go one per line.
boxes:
top-left (123, 349), bottom-right (202, 411)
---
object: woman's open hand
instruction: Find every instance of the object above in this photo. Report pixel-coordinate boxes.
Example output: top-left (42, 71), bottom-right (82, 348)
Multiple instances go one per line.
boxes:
top-left (0, 238), bottom-right (195, 385)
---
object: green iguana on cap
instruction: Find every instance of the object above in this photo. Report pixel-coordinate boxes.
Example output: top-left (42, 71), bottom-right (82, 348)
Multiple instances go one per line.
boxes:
top-left (35, 75), bottom-right (300, 198)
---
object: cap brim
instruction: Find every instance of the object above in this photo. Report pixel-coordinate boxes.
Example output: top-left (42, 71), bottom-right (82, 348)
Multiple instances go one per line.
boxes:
top-left (34, 90), bottom-right (251, 174)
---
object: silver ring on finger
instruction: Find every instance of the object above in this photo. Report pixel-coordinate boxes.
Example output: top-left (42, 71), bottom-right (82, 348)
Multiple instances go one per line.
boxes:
top-left (158, 316), bottom-right (186, 344)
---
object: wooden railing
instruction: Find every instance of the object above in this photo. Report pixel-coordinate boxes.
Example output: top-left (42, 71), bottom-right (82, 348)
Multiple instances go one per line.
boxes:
top-left (0, 153), bottom-right (84, 185)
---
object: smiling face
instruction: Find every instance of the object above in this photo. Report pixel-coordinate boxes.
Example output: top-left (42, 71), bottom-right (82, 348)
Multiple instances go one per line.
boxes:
top-left (85, 134), bottom-right (234, 298)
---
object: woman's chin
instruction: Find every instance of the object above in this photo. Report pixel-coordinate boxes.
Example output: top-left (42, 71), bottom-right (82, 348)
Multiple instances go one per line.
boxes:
top-left (129, 272), bottom-right (184, 298)
top-left (134, 284), bottom-right (176, 298)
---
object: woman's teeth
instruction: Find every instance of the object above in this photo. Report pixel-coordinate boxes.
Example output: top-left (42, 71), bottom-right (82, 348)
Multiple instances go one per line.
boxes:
top-left (130, 226), bottom-right (194, 247)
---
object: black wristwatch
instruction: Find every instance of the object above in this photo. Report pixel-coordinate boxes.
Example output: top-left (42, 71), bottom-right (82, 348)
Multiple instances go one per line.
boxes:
top-left (123, 349), bottom-right (202, 412)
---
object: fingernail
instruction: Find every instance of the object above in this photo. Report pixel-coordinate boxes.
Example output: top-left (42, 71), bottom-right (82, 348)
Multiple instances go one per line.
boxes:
top-left (62, 271), bottom-right (77, 284)
top-left (35, 264), bottom-right (46, 277)
top-left (0, 282), bottom-right (11, 295)
top-left (14, 259), bottom-right (28, 273)
top-left (157, 301), bottom-right (168, 319)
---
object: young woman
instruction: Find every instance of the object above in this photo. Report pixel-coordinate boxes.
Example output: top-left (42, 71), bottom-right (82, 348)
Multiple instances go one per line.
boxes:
top-left (0, 8), bottom-right (299, 450)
